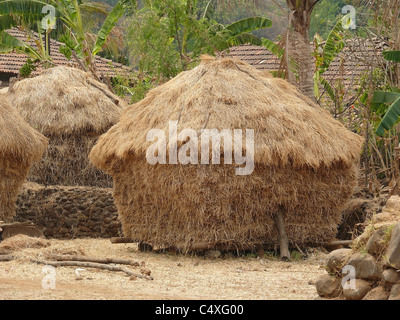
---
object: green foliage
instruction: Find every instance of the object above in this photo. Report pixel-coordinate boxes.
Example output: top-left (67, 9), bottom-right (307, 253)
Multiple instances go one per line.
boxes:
top-left (313, 14), bottom-right (349, 100)
top-left (0, 25), bottom-right (50, 64)
top-left (0, 0), bottom-right (125, 70)
top-left (383, 51), bottom-right (400, 63)
top-left (19, 57), bottom-right (37, 77)
top-left (92, 0), bottom-right (127, 55)
top-left (58, 33), bottom-right (75, 59)
top-left (290, 250), bottom-right (303, 261)
top-left (0, 0), bottom-right (50, 31)
top-left (195, 0), bottom-right (286, 40)
top-left (374, 92), bottom-right (400, 136)
top-left (126, 0), bottom-right (272, 98)
top-left (373, 51), bottom-right (400, 136)
top-left (310, 0), bottom-right (347, 40)
top-left (261, 37), bottom-right (283, 57)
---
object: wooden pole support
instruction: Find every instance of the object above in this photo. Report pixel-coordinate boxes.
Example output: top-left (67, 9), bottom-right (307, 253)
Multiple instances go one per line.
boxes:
top-left (274, 206), bottom-right (291, 261)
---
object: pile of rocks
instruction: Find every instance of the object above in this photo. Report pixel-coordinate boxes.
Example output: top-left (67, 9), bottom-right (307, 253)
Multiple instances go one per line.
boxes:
top-left (315, 195), bottom-right (400, 300)
top-left (14, 184), bottom-right (121, 239)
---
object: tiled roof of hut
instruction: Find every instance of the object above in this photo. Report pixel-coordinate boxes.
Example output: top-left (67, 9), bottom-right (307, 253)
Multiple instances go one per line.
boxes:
top-left (226, 44), bottom-right (280, 71)
top-left (0, 28), bottom-right (130, 78)
top-left (226, 38), bottom-right (388, 88)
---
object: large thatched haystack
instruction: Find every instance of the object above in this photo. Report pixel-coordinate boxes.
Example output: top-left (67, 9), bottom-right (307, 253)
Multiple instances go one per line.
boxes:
top-left (90, 56), bottom-right (364, 252)
top-left (7, 66), bottom-right (125, 187)
top-left (0, 96), bottom-right (48, 222)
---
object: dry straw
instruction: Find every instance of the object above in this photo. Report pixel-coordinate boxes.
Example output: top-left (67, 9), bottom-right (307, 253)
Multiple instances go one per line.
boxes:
top-left (7, 66), bottom-right (126, 187)
top-left (0, 95), bottom-right (48, 221)
top-left (90, 56), bottom-right (365, 251)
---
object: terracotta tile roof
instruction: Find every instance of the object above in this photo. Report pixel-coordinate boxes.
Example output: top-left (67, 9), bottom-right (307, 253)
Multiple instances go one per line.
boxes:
top-left (227, 39), bottom-right (388, 88)
top-left (227, 45), bottom-right (280, 71)
top-left (0, 28), bottom-right (130, 77)
top-left (322, 38), bottom-right (388, 87)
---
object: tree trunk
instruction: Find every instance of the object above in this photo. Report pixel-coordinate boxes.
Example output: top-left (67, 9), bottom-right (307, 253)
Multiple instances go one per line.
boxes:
top-left (286, 0), bottom-right (321, 100)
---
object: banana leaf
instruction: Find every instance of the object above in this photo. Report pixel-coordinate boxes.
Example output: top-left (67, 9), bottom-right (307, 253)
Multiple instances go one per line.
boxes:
top-left (225, 17), bottom-right (272, 37)
top-left (383, 50), bottom-right (400, 63)
top-left (92, 0), bottom-right (126, 56)
top-left (376, 96), bottom-right (400, 136)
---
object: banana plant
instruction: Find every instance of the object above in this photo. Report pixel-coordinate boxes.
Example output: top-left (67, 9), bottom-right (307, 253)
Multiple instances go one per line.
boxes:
top-left (224, 17), bottom-right (272, 47)
top-left (383, 50), bottom-right (400, 63)
top-left (57, 0), bottom-right (126, 71)
top-left (205, 16), bottom-right (273, 52)
top-left (313, 13), bottom-right (349, 101)
top-left (374, 50), bottom-right (400, 136)
top-left (374, 90), bottom-right (400, 136)
top-left (0, 0), bottom-right (125, 72)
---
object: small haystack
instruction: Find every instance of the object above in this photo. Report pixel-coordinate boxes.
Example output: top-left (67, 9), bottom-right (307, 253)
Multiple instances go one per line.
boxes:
top-left (0, 97), bottom-right (48, 222)
top-left (90, 56), bottom-right (364, 252)
top-left (6, 66), bottom-right (126, 187)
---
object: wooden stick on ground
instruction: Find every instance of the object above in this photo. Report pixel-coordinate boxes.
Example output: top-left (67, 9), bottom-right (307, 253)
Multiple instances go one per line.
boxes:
top-left (274, 206), bottom-right (291, 261)
top-left (46, 254), bottom-right (141, 267)
top-left (324, 240), bottom-right (353, 247)
top-left (0, 255), bottom-right (15, 262)
top-left (0, 221), bottom-right (35, 228)
top-left (110, 237), bottom-right (137, 244)
top-left (31, 259), bottom-right (153, 280)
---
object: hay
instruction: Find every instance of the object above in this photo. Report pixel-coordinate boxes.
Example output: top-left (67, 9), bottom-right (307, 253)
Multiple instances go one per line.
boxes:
top-left (0, 97), bottom-right (47, 164)
top-left (90, 56), bottom-right (363, 171)
top-left (0, 98), bottom-right (48, 222)
top-left (0, 234), bottom-right (50, 251)
top-left (8, 66), bottom-right (126, 136)
top-left (112, 159), bottom-right (358, 250)
top-left (6, 66), bottom-right (125, 187)
top-left (90, 56), bottom-right (364, 251)
top-left (29, 135), bottom-right (113, 187)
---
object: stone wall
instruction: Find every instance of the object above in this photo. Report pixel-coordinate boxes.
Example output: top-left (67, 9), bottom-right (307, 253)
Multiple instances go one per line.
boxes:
top-left (14, 184), bottom-right (121, 239)
top-left (315, 195), bottom-right (400, 300)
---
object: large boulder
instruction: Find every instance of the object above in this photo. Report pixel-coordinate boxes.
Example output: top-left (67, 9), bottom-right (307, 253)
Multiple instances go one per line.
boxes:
top-left (386, 222), bottom-right (400, 269)
top-left (315, 274), bottom-right (342, 298)
top-left (366, 228), bottom-right (387, 257)
top-left (347, 253), bottom-right (382, 281)
top-left (389, 283), bottom-right (400, 300)
top-left (382, 268), bottom-right (400, 285)
top-left (326, 249), bottom-right (352, 274)
top-left (343, 279), bottom-right (371, 300)
top-left (362, 285), bottom-right (390, 300)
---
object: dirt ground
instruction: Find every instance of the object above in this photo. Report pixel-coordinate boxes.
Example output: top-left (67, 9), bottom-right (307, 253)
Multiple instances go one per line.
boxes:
top-left (0, 237), bottom-right (328, 300)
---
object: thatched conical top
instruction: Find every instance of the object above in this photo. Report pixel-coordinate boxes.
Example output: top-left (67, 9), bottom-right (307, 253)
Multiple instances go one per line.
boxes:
top-left (7, 66), bottom-right (126, 136)
top-left (0, 96), bottom-right (48, 163)
top-left (90, 56), bottom-right (364, 170)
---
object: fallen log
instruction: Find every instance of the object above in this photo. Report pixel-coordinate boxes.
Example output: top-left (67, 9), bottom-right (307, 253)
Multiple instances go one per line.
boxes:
top-left (31, 259), bottom-right (153, 280)
top-left (46, 254), bottom-right (141, 267)
top-left (322, 240), bottom-right (353, 251)
top-left (324, 240), bottom-right (353, 247)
